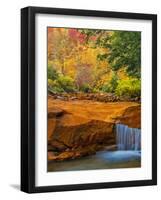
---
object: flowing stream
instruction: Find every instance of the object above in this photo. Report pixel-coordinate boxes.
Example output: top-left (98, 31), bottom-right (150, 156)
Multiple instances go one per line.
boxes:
top-left (48, 124), bottom-right (141, 172)
top-left (116, 124), bottom-right (141, 151)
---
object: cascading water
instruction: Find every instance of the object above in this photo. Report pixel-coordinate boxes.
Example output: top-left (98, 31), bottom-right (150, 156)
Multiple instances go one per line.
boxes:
top-left (116, 124), bottom-right (141, 151)
top-left (49, 123), bottom-right (141, 172)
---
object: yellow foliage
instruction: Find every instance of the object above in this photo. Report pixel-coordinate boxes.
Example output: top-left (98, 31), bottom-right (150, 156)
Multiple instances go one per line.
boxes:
top-left (47, 27), bottom-right (126, 88)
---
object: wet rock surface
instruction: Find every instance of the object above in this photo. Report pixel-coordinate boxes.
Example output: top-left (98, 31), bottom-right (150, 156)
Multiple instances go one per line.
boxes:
top-left (48, 96), bottom-right (141, 161)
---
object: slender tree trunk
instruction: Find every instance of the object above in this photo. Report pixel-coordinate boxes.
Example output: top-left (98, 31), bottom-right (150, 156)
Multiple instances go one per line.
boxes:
top-left (60, 60), bottom-right (65, 75)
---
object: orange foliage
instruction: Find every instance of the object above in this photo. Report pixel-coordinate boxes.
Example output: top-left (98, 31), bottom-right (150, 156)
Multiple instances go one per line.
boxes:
top-left (47, 27), bottom-right (126, 88)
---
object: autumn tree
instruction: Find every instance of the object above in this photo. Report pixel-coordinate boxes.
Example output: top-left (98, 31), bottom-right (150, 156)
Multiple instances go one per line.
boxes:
top-left (47, 27), bottom-right (141, 97)
top-left (79, 29), bottom-right (141, 78)
top-left (48, 28), bottom-right (75, 74)
top-left (48, 28), bottom-right (87, 75)
top-left (75, 63), bottom-right (93, 90)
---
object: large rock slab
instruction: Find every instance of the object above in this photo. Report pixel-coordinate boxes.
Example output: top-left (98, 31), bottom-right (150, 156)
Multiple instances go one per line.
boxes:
top-left (115, 105), bottom-right (141, 128)
top-left (51, 118), bottom-right (114, 149)
top-left (48, 97), bottom-right (141, 161)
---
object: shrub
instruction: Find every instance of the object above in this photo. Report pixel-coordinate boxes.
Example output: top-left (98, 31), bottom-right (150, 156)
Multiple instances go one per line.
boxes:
top-left (57, 76), bottom-right (76, 92)
top-left (101, 83), bottom-right (111, 93)
top-left (79, 84), bottom-right (92, 93)
top-left (48, 65), bottom-right (59, 80)
top-left (48, 79), bottom-right (64, 93)
top-left (92, 88), bottom-right (100, 93)
top-left (115, 78), bottom-right (141, 98)
top-left (48, 79), bottom-right (54, 88)
top-left (48, 74), bottom-right (76, 93)
top-left (101, 73), bottom-right (118, 93)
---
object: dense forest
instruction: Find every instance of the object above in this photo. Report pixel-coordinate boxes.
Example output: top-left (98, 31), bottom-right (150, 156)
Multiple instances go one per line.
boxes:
top-left (47, 27), bottom-right (141, 99)
top-left (47, 27), bottom-right (141, 168)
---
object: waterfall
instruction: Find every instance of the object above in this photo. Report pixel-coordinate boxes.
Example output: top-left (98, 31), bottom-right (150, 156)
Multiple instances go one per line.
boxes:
top-left (116, 124), bottom-right (141, 151)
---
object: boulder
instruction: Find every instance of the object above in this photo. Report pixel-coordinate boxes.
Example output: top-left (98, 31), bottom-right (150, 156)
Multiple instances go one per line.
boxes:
top-left (48, 97), bottom-right (141, 160)
top-left (50, 118), bottom-right (115, 150)
top-left (48, 145), bottom-right (97, 161)
top-left (115, 105), bottom-right (141, 128)
top-left (48, 108), bottom-right (65, 118)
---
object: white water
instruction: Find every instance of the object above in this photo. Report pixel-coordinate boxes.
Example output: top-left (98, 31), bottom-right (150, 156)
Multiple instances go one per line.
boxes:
top-left (116, 124), bottom-right (141, 151)
top-left (48, 124), bottom-right (141, 172)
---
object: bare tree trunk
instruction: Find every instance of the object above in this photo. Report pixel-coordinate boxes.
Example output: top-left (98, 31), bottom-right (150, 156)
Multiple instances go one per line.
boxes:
top-left (60, 60), bottom-right (65, 75)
